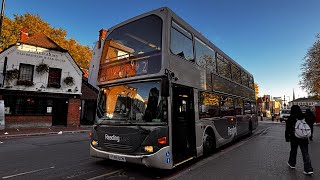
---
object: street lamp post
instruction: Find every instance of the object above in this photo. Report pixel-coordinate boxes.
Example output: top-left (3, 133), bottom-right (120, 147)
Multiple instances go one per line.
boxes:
top-left (0, 0), bottom-right (6, 38)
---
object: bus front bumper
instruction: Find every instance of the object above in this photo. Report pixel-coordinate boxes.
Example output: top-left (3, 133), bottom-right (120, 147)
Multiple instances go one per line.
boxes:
top-left (90, 144), bottom-right (172, 169)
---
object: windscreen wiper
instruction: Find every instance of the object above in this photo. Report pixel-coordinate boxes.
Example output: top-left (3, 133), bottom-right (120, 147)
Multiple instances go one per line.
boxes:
top-left (127, 121), bottom-right (150, 134)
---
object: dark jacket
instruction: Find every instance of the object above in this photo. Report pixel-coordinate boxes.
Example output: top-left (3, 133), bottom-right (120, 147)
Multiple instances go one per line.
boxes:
top-left (305, 111), bottom-right (316, 127)
top-left (285, 115), bottom-right (309, 144)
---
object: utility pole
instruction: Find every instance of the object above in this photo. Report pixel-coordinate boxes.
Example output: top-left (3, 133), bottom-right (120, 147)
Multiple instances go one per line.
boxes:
top-left (0, 0), bottom-right (6, 38)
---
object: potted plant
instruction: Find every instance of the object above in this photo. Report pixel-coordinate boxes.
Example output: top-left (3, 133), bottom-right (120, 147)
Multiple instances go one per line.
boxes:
top-left (5, 69), bottom-right (19, 82)
top-left (36, 63), bottom-right (49, 75)
top-left (63, 76), bottom-right (74, 86)
top-left (16, 80), bottom-right (34, 86)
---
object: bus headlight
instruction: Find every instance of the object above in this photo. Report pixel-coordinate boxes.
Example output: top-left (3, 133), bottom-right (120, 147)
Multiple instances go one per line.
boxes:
top-left (144, 146), bottom-right (154, 153)
top-left (92, 140), bottom-right (98, 147)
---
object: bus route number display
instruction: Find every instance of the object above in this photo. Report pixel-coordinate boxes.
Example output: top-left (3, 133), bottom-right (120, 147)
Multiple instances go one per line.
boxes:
top-left (135, 59), bottom-right (148, 75)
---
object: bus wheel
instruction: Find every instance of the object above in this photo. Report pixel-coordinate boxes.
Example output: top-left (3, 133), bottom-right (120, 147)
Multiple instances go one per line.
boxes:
top-left (203, 133), bottom-right (215, 156)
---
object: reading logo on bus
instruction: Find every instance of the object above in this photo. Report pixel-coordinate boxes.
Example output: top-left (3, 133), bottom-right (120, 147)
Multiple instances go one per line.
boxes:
top-left (228, 126), bottom-right (237, 136)
top-left (105, 134), bottom-right (120, 142)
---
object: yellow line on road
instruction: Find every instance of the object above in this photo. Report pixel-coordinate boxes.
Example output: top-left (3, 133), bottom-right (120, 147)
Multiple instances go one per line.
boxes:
top-left (86, 169), bottom-right (123, 180)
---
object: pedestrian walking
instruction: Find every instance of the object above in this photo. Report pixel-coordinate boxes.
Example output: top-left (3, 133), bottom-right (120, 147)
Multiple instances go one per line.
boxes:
top-left (285, 105), bottom-right (313, 175)
top-left (305, 109), bottom-right (315, 141)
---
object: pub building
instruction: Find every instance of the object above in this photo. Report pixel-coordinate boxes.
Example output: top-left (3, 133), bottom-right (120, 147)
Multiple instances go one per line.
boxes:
top-left (0, 28), bottom-right (83, 128)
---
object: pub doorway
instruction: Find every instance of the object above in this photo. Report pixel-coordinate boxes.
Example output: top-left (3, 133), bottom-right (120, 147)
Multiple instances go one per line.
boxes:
top-left (52, 98), bottom-right (68, 126)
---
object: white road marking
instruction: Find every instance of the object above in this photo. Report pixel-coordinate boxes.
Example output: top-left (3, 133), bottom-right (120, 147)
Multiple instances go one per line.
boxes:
top-left (66, 169), bottom-right (102, 179)
top-left (0, 141), bottom-right (3, 144)
top-left (2, 166), bottom-right (55, 179)
top-left (86, 169), bottom-right (123, 180)
top-left (259, 127), bottom-right (271, 136)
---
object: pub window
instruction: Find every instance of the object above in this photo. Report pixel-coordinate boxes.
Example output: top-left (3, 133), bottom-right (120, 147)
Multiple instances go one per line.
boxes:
top-left (199, 92), bottom-right (220, 118)
top-left (170, 21), bottom-right (194, 61)
top-left (241, 71), bottom-right (249, 87)
top-left (4, 96), bottom-right (51, 115)
top-left (15, 97), bottom-right (24, 115)
top-left (19, 63), bottom-right (34, 81)
top-left (231, 64), bottom-right (241, 84)
top-left (220, 96), bottom-right (234, 116)
top-left (48, 68), bottom-right (62, 88)
top-left (195, 38), bottom-right (216, 73)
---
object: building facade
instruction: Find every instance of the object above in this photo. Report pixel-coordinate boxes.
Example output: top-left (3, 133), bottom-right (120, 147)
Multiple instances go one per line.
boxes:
top-left (0, 29), bottom-right (83, 128)
top-left (289, 97), bottom-right (320, 112)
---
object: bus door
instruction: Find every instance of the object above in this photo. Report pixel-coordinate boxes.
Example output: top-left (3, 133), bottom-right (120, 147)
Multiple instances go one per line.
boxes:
top-left (172, 85), bottom-right (196, 164)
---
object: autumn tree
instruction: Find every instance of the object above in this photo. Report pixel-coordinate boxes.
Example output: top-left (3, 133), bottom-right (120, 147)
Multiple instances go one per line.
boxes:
top-left (301, 34), bottom-right (320, 97)
top-left (0, 13), bottom-right (91, 69)
top-left (254, 83), bottom-right (259, 100)
top-left (0, 17), bottom-right (21, 50)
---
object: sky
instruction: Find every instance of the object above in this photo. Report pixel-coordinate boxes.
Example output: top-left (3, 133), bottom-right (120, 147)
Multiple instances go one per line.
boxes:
top-left (4, 0), bottom-right (320, 101)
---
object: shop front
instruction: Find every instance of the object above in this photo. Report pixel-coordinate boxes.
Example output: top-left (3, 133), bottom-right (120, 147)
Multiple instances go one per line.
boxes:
top-left (1, 90), bottom-right (81, 128)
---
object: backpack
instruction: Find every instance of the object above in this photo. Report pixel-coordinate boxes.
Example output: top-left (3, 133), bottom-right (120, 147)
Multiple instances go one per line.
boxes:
top-left (294, 119), bottom-right (311, 139)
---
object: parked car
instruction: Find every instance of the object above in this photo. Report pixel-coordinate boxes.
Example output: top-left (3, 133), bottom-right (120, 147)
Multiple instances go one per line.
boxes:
top-left (280, 109), bottom-right (291, 122)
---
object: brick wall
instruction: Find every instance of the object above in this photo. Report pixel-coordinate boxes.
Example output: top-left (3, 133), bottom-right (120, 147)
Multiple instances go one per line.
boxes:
top-left (67, 97), bottom-right (81, 127)
top-left (5, 116), bottom-right (52, 129)
top-left (81, 82), bottom-right (98, 100)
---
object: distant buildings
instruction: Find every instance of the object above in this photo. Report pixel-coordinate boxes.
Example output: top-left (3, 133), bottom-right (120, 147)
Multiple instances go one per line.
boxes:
top-left (289, 97), bottom-right (320, 111)
top-left (257, 95), bottom-right (282, 117)
top-left (257, 93), bottom-right (320, 117)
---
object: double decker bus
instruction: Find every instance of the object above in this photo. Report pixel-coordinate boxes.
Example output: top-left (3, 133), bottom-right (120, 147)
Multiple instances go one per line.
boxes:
top-left (89, 7), bottom-right (258, 169)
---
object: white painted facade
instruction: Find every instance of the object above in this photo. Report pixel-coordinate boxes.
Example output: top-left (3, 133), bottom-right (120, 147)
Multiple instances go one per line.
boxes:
top-left (0, 43), bottom-right (82, 94)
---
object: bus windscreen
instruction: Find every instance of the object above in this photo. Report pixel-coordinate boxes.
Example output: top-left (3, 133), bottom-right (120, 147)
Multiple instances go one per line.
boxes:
top-left (96, 81), bottom-right (168, 124)
top-left (98, 15), bottom-right (162, 82)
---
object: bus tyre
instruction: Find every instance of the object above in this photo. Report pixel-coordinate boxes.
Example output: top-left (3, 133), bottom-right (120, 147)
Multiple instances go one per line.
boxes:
top-left (203, 133), bottom-right (215, 156)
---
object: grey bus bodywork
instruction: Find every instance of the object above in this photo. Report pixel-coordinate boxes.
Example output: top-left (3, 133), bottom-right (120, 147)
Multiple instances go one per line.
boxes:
top-left (90, 7), bottom-right (257, 169)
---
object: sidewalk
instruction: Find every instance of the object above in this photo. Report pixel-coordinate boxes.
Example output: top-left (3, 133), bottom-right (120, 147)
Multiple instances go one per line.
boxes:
top-left (0, 126), bottom-right (91, 139)
top-left (258, 116), bottom-right (320, 126)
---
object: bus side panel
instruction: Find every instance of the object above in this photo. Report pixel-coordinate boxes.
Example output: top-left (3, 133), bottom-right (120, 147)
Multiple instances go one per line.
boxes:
top-left (167, 55), bottom-right (204, 90)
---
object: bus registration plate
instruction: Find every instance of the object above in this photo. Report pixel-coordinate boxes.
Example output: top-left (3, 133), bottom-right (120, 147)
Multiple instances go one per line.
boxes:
top-left (109, 154), bottom-right (126, 162)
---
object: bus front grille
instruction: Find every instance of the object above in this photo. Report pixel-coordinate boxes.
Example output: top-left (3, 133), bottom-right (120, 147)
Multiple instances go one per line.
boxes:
top-left (103, 143), bottom-right (133, 151)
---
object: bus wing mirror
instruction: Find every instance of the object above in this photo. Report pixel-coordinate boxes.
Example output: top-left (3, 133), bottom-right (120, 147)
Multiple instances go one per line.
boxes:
top-left (161, 78), bottom-right (170, 97)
